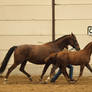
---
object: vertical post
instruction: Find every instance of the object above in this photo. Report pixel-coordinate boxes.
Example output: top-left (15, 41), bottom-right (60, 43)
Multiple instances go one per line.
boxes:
top-left (52, 0), bottom-right (55, 41)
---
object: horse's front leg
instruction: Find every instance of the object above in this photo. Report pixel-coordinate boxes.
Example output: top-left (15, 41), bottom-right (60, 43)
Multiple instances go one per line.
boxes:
top-left (40, 62), bottom-right (51, 83)
top-left (50, 64), bottom-right (58, 78)
top-left (45, 64), bottom-right (58, 83)
top-left (76, 65), bottom-right (85, 82)
top-left (60, 66), bottom-right (70, 83)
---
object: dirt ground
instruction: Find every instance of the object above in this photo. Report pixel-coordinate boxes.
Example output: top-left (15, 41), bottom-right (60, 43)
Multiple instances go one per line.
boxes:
top-left (0, 75), bottom-right (92, 92)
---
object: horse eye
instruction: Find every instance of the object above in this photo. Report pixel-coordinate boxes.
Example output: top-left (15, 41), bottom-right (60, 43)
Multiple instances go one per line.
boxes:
top-left (75, 41), bottom-right (78, 45)
top-left (74, 39), bottom-right (77, 42)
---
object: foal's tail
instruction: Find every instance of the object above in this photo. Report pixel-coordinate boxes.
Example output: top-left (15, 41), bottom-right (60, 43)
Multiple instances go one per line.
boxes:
top-left (0, 46), bottom-right (17, 73)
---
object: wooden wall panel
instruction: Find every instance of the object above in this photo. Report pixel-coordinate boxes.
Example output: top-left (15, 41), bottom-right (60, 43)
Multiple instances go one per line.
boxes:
top-left (56, 0), bottom-right (92, 4)
top-left (55, 20), bottom-right (92, 35)
top-left (0, 21), bottom-right (51, 35)
top-left (0, 0), bottom-right (51, 5)
top-left (56, 5), bottom-right (92, 19)
top-left (0, 6), bottom-right (51, 20)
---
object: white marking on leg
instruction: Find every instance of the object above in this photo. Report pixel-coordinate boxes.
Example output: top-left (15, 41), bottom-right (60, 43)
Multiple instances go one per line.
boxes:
top-left (3, 78), bottom-right (8, 84)
top-left (45, 77), bottom-right (50, 83)
top-left (0, 74), bottom-right (3, 77)
top-left (4, 78), bottom-right (8, 81)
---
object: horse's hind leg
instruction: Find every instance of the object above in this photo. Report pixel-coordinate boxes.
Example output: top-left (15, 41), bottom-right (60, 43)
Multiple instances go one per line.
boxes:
top-left (86, 64), bottom-right (92, 72)
top-left (76, 65), bottom-right (85, 82)
top-left (20, 61), bottom-right (32, 81)
top-left (4, 63), bottom-right (18, 82)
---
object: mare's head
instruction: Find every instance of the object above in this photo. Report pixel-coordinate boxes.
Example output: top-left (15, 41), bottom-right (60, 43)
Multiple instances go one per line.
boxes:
top-left (46, 33), bottom-right (80, 51)
top-left (67, 33), bottom-right (80, 51)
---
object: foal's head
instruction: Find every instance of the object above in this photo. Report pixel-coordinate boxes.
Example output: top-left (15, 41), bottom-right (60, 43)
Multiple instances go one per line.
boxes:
top-left (84, 42), bottom-right (92, 53)
top-left (68, 33), bottom-right (80, 51)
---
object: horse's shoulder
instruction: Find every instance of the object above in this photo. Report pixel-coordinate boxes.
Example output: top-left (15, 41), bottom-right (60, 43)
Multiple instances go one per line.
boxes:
top-left (57, 51), bottom-right (68, 59)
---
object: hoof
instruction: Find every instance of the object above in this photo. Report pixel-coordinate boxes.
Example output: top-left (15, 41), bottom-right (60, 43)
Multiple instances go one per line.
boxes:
top-left (29, 77), bottom-right (32, 81)
top-left (0, 74), bottom-right (3, 78)
top-left (43, 81), bottom-right (48, 84)
top-left (39, 81), bottom-right (43, 84)
top-left (70, 79), bottom-right (75, 81)
top-left (39, 81), bottom-right (48, 84)
top-left (4, 78), bottom-right (7, 81)
top-left (45, 77), bottom-right (50, 83)
top-left (3, 78), bottom-right (8, 84)
top-left (69, 80), bottom-right (76, 84)
top-left (47, 77), bottom-right (50, 81)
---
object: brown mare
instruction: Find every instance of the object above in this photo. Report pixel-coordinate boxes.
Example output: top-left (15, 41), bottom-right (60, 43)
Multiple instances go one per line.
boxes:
top-left (41, 42), bottom-right (92, 83)
top-left (0, 33), bottom-right (80, 82)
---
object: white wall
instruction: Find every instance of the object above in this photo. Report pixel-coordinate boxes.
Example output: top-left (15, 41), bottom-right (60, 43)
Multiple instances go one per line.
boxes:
top-left (0, 0), bottom-right (92, 76)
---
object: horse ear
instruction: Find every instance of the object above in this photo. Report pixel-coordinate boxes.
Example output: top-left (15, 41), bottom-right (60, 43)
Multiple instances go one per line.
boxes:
top-left (44, 56), bottom-right (50, 63)
top-left (71, 32), bottom-right (73, 35)
top-left (71, 32), bottom-right (74, 36)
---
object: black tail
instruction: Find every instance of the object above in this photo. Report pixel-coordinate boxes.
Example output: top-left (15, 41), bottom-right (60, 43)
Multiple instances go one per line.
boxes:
top-left (0, 46), bottom-right (17, 73)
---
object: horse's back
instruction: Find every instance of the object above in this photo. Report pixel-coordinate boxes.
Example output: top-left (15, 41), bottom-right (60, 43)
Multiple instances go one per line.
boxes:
top-left (66, 50), bottom-right (89, 65)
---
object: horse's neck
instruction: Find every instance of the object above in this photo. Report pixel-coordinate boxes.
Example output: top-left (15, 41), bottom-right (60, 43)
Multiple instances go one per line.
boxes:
top-left (45, 35), bottom-right (69, 50)
top-left (84, 42), bottom-right (92, 55)
top-left (54, 37), bottom-right (69, 50)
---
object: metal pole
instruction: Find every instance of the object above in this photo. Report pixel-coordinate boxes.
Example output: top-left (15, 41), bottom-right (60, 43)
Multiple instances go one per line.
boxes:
top-left (52, 0), bottom-right (55, 41)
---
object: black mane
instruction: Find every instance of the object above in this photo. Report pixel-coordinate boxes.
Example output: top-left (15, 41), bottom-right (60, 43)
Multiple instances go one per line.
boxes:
top-left (54, 35), bottom-right (70, 42)
top-left (44, 35), bottom-right (70, 45)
